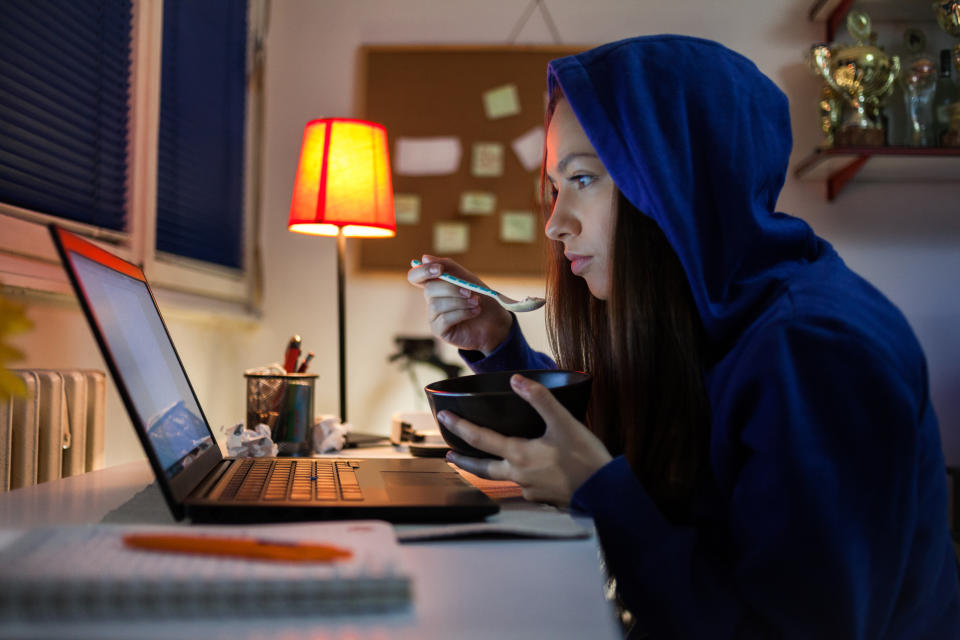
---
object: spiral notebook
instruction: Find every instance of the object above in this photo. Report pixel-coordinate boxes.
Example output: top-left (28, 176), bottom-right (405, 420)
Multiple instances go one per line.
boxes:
top-left (0, 521), bottom-right (410, 621)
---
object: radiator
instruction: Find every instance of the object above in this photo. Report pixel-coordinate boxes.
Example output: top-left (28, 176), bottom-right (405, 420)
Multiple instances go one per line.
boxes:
top-left (0, 369), bottom-right (106, 491)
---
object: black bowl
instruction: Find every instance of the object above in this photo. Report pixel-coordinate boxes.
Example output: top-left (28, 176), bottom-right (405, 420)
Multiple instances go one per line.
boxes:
top-left (424, 369), bottom-right (592, 458)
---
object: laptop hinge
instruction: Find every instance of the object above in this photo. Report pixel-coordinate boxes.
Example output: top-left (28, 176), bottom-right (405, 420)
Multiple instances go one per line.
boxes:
top-left (192, 459), bottom-right (234, 499)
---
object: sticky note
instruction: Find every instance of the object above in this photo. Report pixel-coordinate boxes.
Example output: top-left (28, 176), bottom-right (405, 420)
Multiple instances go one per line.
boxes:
top-left (393, 194), bottom-right (421, 225)
top-left (471, 142), bottom-right (504, 177)
top-left (482, 83), bottom-right (521, 119)
top-left (459, 191), bottom-right (497, 215)
top-left (433, 221), bottom-right (470, 254)
top-left (500, 211), bottom-right (537, 244)
top-left (511, 126), bottom-right (545, 172)
top-left (395, 137), bottom-right (462, 176)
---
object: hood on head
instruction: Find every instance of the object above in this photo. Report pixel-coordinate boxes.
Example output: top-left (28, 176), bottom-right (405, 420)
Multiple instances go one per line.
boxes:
top-left (548, 35), bottom-right (820, 347)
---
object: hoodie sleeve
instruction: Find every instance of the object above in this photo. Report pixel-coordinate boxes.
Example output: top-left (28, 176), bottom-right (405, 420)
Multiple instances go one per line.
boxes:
top-left (458, 314), bottom-right (556, 373)
top-left (572, 320), bottom-right (958, 639)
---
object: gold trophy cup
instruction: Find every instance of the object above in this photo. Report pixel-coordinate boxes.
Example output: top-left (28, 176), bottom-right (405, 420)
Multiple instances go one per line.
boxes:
top-left (944, 102), bottom-right (960, 147)
top-left (932, 1), bottom-right (960, 74)
top-left (810, 11), bottom-right (900, 146)
top-left (817, 85), bottom-right (843, 147)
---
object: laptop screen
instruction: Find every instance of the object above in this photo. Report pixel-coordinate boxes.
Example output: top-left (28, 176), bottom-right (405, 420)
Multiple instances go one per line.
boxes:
top-left (70, 251), bottom-right (214, 477)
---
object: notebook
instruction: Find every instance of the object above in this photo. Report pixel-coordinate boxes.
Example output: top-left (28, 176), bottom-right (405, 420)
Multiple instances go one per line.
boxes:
top-left (0, 521), bottom-right (410, 620)
top-left (50, 225), bottom-right (498, 524)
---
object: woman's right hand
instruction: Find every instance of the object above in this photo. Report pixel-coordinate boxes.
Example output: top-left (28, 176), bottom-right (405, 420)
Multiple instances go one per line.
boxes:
top-left (407, 255), bottom-right (513, 355)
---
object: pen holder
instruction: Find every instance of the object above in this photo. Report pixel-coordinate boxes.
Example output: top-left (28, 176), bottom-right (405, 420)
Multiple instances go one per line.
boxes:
top-left (244, 373), bottom-right (318, 456)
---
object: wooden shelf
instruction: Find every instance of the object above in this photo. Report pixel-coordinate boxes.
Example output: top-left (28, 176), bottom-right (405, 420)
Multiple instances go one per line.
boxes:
top-left (802, 1), bottom-right (957, 200)
top-left (810, 0), bottom-right (937, 40)
top-left (794, 147), bottom-right (960, 200)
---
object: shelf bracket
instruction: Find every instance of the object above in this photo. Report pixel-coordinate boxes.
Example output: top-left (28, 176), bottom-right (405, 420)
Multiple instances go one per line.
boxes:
top-left (826, 155), bottom-right (869, 201)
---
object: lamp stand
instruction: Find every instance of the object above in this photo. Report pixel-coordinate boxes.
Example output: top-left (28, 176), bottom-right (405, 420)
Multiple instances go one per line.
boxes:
top-left (336, 231), bottom-right (347, 424)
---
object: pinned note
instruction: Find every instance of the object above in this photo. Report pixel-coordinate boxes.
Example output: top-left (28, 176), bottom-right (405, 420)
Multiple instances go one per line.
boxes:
top-left (500, 211), bottom-right (537, 244)
top-left (433, 221), bottom-right (470, 254)
top-left (471, 142), bottom-right (504, 177)
top-left (482, 83), bottom-right (521, 120)
top-left (393, 194), bottom-right (421, 225)
top-left (511, 126), bottom-right (545, 172)
top-left (395, 137), bottom-right (462, 176)
top-left (459, 191), bottom-right (497, 216)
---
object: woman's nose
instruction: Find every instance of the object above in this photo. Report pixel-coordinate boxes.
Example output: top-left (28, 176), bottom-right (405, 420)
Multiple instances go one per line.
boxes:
top-left (545, 194), bottom-right (577, 241)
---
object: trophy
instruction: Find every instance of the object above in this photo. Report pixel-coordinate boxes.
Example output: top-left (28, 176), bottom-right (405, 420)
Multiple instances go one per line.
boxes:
top-left (809, 11), bottom-right (900, 146)
top-left (817, 86), bottom-right (843, 147)
top-left (932, 1), bottom-right (960, 74)
top-left (944, 102), bottom-right (960, 147)
top-left (898, 29), bottom-right (938, 147)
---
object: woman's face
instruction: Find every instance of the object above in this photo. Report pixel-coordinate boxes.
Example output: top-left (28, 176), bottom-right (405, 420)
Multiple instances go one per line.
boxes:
top-left (544, 99), bottom-right (617, 301)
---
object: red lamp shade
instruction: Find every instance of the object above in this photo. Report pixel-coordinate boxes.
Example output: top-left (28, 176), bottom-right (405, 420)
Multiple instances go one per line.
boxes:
top-left (288, 118), bottom-right (395, 238)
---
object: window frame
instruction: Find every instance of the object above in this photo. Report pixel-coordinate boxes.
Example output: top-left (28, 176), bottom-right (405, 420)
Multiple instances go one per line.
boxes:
top-left (0, 0), bottom-right (265, 312)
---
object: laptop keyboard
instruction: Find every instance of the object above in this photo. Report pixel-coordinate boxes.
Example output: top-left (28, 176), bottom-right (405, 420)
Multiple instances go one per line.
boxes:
top-left (220, 459), bottom-right (365, 502)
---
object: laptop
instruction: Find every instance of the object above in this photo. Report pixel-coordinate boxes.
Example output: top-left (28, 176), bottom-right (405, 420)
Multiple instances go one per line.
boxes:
top-left (50, 225), bottom-right (498, 524)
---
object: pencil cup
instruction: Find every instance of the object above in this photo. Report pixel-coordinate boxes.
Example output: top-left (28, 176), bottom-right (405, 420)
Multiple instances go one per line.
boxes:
top-left (244, 373), bottom-right (318, 456)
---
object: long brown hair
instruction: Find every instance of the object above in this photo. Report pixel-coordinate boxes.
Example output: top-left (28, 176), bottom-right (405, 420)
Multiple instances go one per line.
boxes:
top-left (543, 92), bottom-right (710, 522)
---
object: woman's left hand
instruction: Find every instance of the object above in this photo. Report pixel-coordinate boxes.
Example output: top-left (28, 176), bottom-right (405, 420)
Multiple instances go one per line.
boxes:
top-left (440, 373), bottom-right (613, 507)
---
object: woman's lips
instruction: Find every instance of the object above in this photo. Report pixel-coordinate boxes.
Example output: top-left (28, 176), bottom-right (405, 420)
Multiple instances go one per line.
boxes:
top-left (566, 253), bottom-right (591, 275)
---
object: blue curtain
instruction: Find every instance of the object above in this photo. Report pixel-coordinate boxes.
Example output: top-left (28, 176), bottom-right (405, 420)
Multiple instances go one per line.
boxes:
top-left (156, 0), bottom-right (248, 270)
top-left (0, 0), bottom-right (132, 231)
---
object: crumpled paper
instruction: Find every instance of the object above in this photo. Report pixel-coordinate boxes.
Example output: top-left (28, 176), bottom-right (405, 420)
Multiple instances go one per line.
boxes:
top-left (312, 414), bottom-right (349, 453)
top-left (244, 363), bottom-right (286, 376)
top-left (222, 422), bottom-right (278, 457)
top-left (222, 417), bottom-right (353, 456)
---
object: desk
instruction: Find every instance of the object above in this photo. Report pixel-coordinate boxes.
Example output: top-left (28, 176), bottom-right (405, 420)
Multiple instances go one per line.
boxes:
top-left (0, 456), bottom-right (621, 640)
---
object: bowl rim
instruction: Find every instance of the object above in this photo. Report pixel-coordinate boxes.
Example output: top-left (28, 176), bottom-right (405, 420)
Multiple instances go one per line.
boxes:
top-left (424, 368), bottom-right (591, 397)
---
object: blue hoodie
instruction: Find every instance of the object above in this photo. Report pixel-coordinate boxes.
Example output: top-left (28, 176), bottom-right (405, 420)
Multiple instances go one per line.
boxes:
top-left (464, 36), bottom-right (959, 638)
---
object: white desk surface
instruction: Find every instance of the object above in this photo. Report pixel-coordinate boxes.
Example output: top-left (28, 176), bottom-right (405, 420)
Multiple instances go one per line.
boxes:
top-left (0, 452), bottom-right (621, 640)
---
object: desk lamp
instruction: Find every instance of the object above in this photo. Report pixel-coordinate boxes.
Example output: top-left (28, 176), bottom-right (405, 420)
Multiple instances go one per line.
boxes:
top-left (288, 118), bottom-right (395, 423)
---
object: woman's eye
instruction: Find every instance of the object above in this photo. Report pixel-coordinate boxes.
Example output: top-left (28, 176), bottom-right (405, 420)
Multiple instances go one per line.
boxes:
top-left (571, 174), bottom-right (595, 189)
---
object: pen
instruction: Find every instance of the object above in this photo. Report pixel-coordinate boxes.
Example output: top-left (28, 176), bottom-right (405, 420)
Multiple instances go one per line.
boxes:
top-left (122, 533), bottom-right (353, 563)
top-left (283, 335), bottom-right (302, 373)
top-left (296, 351), bottom-right (314, 373)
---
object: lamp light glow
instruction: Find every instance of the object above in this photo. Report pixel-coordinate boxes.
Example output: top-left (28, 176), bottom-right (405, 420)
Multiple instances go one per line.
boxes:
top-left (288, 118), bottom-right (396, 237)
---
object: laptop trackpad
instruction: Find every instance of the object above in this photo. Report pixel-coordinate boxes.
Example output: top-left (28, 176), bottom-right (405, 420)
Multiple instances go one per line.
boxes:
top-left (381, 471), bottom-right (468, 502)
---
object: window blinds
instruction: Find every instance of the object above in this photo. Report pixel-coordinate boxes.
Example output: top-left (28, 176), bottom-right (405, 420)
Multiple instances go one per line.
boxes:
top-left (155, 0), bottom-right (248, 270)
top-left (0, 0), bottom-right (132, 231)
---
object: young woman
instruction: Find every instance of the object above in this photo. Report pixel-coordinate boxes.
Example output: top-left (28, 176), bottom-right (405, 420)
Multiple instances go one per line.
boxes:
top-left (407, 35), bottom-right (959, 638)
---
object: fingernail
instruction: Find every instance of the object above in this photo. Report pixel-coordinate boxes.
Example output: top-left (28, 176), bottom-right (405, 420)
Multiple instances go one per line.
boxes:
top-left (466, 296), bottom-right (480, 306)
top-left (459, 288), bottom-right (472, 298)
top-left (437, 410), bottom-right (451, 425)
top-left (510, 375), bottom-right (528, 392)
top-left (429, 265), bottom-right (441, 275)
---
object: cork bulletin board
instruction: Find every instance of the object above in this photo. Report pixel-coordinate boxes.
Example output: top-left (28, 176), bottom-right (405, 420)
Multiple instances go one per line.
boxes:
top-left (356, 45), bottom-right (585, 275)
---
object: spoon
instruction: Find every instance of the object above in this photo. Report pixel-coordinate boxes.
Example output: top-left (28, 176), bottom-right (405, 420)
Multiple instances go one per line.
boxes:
top-left (410, 259), bottom-right (546, 312)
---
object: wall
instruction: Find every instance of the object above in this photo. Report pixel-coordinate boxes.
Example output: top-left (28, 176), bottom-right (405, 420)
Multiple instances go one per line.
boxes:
top-left (9, 0), bottom-right (960, 468)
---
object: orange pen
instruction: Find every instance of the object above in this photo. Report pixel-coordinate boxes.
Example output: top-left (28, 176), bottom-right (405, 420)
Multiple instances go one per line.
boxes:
top-left (122, 533), bottom-right (353, 563)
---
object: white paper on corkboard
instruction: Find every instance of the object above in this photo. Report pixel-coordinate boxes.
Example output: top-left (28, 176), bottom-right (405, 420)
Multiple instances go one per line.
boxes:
top-left (500, 211), bottom-right (537, 243)
top-left (471, 142), bottom-right (504, 177)
top-left (433, 221), bottom-right (470, 254)
top-left (394, 194), bottom-right (421, 225)
top-left (482, 83), bottom-right (521, 119)
top-left (395, 137), bottom-right (462, 176)
top-left (511, 126), bottom-right (545, 172)
top-left (459, 191), bottom-right (497, 215)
